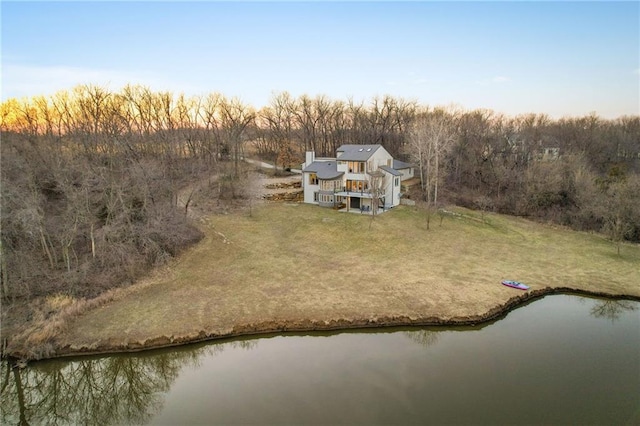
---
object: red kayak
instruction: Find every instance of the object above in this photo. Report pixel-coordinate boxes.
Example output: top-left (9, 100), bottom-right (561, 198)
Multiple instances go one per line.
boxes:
top-left (501, 280), bottom-right (530, 290)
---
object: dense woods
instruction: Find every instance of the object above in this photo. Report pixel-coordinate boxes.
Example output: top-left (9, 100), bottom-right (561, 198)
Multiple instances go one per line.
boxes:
top-left (1, 85), bottom-right (639, 304)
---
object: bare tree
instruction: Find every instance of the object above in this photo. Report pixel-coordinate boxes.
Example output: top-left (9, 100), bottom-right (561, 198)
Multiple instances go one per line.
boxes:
top-left (196, 92), bottom-right (223, 164)
top-left (259, 92), bottom-right (296, 171)
top-left (474, 195), bottom-right (494, 222)
top-left (218, 97), bottom-right (255, 177)
top-left (292, 94), bottom-right (318, 153)
top-left (367, 169), bottom-right (387, 229)
top-left (601, 176), bottom-right (640, 255)
top-left (407, 108), bottom-right (456, 206)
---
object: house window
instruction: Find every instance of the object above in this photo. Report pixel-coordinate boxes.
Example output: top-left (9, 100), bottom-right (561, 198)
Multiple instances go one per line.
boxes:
top-left (320, 180), bottom-right (341, 191)
top-left (309, 173), bottom-right (318, 185)
top-left (313, 192), bottom-right (318, 202)
top-left (347, 161), bottom-right (365, 173)
top-left (395, 177), bottom-right (399, 186)
top-left (346, 180), bottom-right (368, 192)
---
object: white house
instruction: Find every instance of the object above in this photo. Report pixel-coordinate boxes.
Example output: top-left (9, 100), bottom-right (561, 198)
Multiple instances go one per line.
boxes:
top-left (301, 144), bottom-right (413, 213)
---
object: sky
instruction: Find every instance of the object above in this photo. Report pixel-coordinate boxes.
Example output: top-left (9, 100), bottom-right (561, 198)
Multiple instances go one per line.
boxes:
top-left (2, 1), bottom-right (639, 119)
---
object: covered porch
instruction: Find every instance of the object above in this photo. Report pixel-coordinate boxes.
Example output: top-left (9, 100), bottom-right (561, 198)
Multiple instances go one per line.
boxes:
top-left (335, 192), bottom-right (386, 214)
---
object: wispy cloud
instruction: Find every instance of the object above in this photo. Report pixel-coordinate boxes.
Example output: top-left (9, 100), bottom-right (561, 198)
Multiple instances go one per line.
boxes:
top-left (1, 64), bottom-right (203, 100)
top-left (476, 75), bottom-right (512, 86)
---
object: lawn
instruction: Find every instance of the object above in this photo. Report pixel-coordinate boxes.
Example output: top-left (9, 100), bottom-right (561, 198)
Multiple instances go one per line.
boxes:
top-left (20, 203), bottom-right (640, 358)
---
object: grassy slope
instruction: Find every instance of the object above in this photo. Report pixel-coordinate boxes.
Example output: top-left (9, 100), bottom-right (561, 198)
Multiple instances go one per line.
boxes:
top-left (58, 204), bottom-right (639, 352)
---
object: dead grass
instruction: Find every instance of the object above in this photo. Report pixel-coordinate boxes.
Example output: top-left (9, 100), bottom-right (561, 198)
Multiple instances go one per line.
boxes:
top-left (9, 203), bottom-right (640, 359)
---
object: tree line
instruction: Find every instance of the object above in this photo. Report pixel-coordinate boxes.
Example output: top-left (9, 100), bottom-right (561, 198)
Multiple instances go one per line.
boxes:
top-left (1, 85), bottom-right (639, 303)
top-left (406, 107), bottom-right (640, 248)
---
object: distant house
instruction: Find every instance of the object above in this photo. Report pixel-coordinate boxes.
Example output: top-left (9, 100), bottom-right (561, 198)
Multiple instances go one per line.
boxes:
top-left (301, 144), bottom-right (413, 213)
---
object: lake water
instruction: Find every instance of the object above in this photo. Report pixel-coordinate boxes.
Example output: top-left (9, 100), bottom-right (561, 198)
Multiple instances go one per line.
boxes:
top-left (1, 295), bottom-right (639, 425)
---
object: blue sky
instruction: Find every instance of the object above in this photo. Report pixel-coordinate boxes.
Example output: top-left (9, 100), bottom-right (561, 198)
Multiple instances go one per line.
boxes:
top-left (2, 1), bottom-right (639, 118)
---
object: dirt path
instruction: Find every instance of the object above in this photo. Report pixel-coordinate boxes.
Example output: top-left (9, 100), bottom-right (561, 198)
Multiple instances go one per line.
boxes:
top-left (175, 163), bottom-right (301, 219)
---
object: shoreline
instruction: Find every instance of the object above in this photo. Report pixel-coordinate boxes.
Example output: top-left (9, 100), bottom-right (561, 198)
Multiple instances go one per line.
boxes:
top-left (9, 286), bottom-right (639, 363)
top-left (5, 202), bottom-right (639, 364)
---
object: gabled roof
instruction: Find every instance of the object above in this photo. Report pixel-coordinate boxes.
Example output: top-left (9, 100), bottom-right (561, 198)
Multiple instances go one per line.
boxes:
top-left (393, 159), bottom-right (413, 170)
top-left (302, 161), bottom-right (344, 180)
top-left (336, 144), bottom-right (382, 161)
top-left (379, 165), bottom-right (402, 176)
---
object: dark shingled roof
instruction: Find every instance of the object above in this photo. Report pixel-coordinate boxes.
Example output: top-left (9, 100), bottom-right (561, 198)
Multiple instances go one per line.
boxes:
top-left (393, 159), bottom-right (413, 170)
top-left (336, 144), bottom-right (382, 161)
top-left (302, 161), bottom-right (344, 180)
top-left (379, 165), bottom-right (402, 176)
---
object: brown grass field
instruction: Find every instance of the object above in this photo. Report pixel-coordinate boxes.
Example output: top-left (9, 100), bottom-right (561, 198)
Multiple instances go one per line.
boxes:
top-left (8, 202), bottom-right (640, 359)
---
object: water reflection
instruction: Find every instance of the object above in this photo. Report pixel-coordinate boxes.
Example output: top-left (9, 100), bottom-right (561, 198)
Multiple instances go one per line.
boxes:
top-left (0, 340), bottom-right (256, 426)
top-left (1, 296), bottom-right (638, 425)
top-left (403, 329), bottom-right (440, 347)
top-left (590, 298), bottom-right (638, 321)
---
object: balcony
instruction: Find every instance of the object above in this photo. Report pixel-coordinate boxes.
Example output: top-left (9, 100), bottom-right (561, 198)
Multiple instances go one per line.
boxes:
top-left (334, 187), bottom-right (373, 199)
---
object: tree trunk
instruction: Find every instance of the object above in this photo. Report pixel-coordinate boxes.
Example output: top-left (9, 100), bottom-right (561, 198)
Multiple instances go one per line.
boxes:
top-left (40, 228), bottom-right (55, 269)
top-left (90, 223), bottom-right (96, 259)
top-left (0, 240), bottom-right (9, 301)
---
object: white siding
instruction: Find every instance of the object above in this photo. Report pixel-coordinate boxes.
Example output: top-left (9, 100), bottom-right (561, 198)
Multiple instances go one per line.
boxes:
top-left (302, 173), bottom-right (320, 204)
top-left (399, 167), bottom-right (414, 181)
top-left (380, 169), bottom-right (401, 208)
top-left (369, 146), bottom-right (393, 172)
